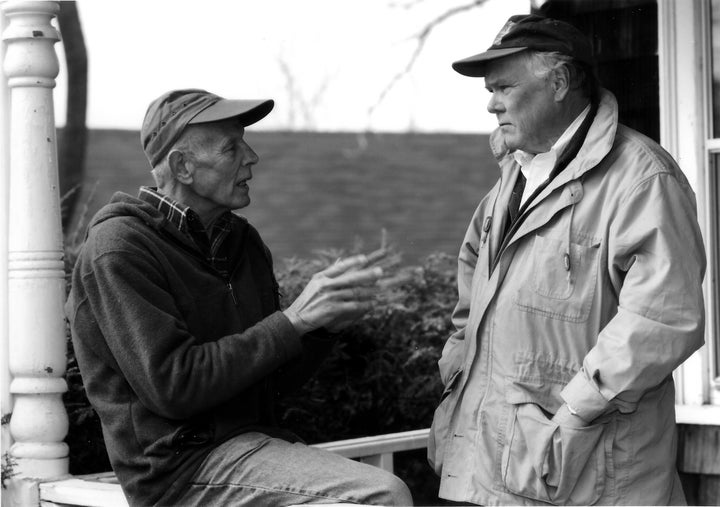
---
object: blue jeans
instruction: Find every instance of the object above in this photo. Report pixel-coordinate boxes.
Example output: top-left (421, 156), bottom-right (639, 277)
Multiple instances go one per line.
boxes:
top-left (171, 432), bottom-right (414, 506)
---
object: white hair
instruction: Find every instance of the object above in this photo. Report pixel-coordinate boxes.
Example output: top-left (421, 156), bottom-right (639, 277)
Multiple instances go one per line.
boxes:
top-left (525, 50), bottom-right (599, 100)
top-left (528, 51), bottom-right (573, 79)
top-left (150, 123), bottom-right (223, 188)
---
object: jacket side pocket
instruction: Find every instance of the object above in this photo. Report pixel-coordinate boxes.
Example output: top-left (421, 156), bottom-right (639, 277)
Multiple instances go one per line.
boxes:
top-left (501, 393), bottom-right (609, 504)
top-left (428, 368), bottom-right (463, 475)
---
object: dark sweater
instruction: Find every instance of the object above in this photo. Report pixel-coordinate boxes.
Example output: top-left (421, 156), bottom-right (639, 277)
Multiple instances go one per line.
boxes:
top-left (66, 192), bottom-right (333, 506)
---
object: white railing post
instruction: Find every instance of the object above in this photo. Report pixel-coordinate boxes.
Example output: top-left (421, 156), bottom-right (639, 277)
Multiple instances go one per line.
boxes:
top-left (359, 453), bottom-right (394, 473)
top-left (0, 3), bottom-right (12, 506)
top-left (1, 0), bottom-right (68, 493)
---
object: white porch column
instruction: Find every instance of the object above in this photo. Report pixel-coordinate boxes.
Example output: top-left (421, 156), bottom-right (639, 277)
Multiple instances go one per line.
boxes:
top-left (1, 0), bottom-right (68, 488)
top-left (0, 3), bottom-right (12, 506)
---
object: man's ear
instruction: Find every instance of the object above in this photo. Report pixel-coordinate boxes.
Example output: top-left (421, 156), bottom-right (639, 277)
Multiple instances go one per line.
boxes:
top-left (168, 150), bottom-right (193, 184)
top-left (552, 65), bottom-right (571, 102)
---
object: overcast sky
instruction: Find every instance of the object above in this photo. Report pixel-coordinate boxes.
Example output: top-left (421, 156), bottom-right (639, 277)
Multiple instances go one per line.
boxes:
top-left (53, 0), bottom-right (529, 133)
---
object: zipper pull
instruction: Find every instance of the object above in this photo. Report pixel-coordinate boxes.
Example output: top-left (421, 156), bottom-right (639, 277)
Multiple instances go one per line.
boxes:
top-left (481, 216), bottom-right (492, 246)
top-left (563, 252), bottom-right (571, 271)
top-left (227, 281), bottom-right (238, 306)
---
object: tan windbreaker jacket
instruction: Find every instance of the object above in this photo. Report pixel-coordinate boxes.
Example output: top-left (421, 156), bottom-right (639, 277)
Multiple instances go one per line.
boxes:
top-left (428, 89), bottom-right (706, 506)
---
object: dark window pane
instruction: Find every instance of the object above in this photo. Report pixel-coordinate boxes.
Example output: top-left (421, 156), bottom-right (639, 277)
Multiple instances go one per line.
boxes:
top-left (712, 153), bottom-right (720, 382)
top-left (711, 0), bottom-right (720, 137)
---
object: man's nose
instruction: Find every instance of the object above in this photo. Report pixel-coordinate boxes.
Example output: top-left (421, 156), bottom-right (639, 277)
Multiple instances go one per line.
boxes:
top-left (241, 144), bottom-right (259, 165)
top-left (487, 94), bottom-right (501, 114)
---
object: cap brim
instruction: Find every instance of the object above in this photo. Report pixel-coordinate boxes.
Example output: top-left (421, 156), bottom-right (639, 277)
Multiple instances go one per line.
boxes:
top-left (452, 47), bottom-right (528, 77)
top-left (189, 98), bottom-right (275, 127)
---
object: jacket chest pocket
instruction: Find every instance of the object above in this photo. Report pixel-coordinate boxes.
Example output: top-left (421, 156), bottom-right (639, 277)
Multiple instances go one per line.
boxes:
top-left (513, 235), bottom-right (600, 322)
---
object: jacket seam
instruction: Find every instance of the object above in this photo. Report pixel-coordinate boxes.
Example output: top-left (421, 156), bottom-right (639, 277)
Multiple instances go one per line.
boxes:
top-left (619, 171), bottom-right (675, 208)
top-left (80, 248), bottom-right (151, 277)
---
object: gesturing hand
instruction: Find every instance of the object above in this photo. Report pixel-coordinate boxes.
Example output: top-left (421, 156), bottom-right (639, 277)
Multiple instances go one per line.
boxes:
top-left (283, 254), bottom-right (384, 335)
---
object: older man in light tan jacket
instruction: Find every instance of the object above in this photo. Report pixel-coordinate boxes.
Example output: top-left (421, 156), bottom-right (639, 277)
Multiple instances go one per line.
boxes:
top-left (429, 14), bottom-right (705, 506)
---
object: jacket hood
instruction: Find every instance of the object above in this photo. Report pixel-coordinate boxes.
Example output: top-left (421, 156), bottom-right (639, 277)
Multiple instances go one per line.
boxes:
top-left (83, 191), bottom-right (195, 248)
top-left (85, 191), bottom-right (251, 255)
top-left (88, 192), bottom-right (166, 231)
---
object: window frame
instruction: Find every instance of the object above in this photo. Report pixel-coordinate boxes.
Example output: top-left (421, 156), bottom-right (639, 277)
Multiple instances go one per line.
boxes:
top-left (703, 0), bottom-right (720, 399)
top-left (659, 0), bottom-right (720, 414)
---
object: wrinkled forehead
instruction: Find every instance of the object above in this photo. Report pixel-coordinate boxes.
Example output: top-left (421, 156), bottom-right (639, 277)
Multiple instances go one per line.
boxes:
top-left (179, 119), bottom-right (246, 153)
top-left (201, 117), bottom-right (246, 136)
top-left (483, 51), bottom-right (534, 82)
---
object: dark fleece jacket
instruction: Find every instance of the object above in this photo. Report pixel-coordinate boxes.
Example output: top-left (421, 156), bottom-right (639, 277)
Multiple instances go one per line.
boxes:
top-left (66, 192), bottom-right (334, 506)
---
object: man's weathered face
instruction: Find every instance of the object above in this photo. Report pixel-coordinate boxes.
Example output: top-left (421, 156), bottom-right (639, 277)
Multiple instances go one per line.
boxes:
top-left (483, 52), bottom-right (558, 154)
top-left (185, 120), bottom-right (258, 213)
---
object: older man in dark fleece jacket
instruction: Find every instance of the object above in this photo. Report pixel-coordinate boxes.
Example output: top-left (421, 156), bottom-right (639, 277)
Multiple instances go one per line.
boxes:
top-left (65, 89), bottom-right (413, 507)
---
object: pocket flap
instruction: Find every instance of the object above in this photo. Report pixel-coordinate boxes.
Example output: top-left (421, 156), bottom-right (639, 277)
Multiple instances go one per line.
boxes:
top-left (505, 378), bottom-right (564, 415)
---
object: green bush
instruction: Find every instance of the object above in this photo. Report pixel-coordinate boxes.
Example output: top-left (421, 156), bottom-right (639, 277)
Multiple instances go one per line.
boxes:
top-left (63, 242), bottom-right (457, 504)
top-left (275, 248), bottom-right (455, 504)
top-left (276, 249), bottom-right (453, 440)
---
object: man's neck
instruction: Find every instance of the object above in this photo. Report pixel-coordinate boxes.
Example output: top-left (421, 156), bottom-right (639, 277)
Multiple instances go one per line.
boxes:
top-left (157, 184), bottom-right (226, 232)
top-left (555, 96), bottom-right (592, 141)
top-left (523, 97), bottom-right (591, 156)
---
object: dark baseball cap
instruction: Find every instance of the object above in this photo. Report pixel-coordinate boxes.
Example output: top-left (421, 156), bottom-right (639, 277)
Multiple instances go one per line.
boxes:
top-left (452, 14), bottom-right (594, 77)
top-left (141, 89), bottom-right (274, 167)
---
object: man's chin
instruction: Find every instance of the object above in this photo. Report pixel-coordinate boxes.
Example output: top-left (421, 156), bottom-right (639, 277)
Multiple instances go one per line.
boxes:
top-left (496, 132), bottom-right (521, 150)
top-left (230, 196), bottom-right (250, 211)
top-left (502, 136), bottom-right (520, 152)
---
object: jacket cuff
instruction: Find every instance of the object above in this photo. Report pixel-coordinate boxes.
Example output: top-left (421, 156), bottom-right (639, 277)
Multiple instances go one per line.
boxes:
top-left (560, 368), bottom-right (609, 423)
top-left (267, 311), bottom-right (303, 359)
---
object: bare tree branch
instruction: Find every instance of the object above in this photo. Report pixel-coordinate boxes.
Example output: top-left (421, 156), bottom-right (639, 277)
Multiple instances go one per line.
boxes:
top-left (277, 56), bottom-right (300, 128)
top-left (57, 1), bottom-right (88, 230)
top-left (277, 55), bottom-right (334, 130)
top-left (388, 0), bottom-right (429, 9)
top-left (369, 0), bottom-right (488, 117)
top-left (305, 77), bottom-right (331, 126)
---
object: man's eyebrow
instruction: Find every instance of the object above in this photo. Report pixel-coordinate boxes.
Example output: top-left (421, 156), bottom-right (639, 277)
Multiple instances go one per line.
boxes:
top-left (485, 76), bottom-right (513, 88)
top-left (218, 136), bottom-right (235, 151)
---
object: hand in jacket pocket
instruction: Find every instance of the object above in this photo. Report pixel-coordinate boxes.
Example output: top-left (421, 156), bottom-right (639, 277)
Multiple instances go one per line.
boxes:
top-left (502, 401), bottom-right (610, 505)
top-left (551, 403), bottom-right (589, 428)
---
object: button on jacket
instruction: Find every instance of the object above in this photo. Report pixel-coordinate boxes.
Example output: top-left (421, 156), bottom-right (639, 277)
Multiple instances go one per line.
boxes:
top-left (428, 89), bottom-right (706, 505)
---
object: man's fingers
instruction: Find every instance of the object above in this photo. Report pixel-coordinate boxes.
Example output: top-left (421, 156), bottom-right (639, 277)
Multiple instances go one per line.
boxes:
top-left (364, 248), bottom-right (388, 266)
top-left (377, 271), bottom-right (415, 290)
top-left (324, 266), bottom-right (383, 288)
top-left (332, 287), bottom-right (376, 302)
top-left (331, 300), bottom-right (373, 314)
top-left (319, 249), bottom-right (393, 280)
top-left (322, 254), bottom-right (369, 277)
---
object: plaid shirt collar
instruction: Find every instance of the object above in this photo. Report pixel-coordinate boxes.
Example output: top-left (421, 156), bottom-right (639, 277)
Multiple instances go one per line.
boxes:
top-left (138, 186), bottom-right (237, 257)
top-left (139, 186), bottom-right (195, 233)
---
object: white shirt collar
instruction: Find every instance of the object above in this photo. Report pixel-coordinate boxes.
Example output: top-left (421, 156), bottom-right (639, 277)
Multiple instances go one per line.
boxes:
top-left (513, 104), bottom-right (591, 205)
